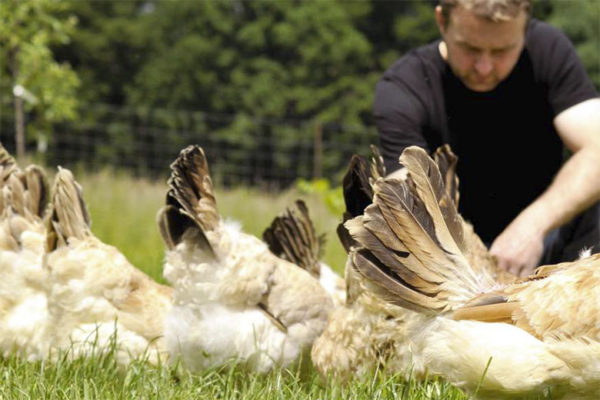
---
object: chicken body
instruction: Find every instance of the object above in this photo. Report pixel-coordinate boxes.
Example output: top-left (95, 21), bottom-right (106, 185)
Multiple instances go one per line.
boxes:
top-left (45, 235), bottom-right (172, 364)
top-left (0, 146), bottom-right (172, 365)
top-left (0, 207), bottom-right (49, 359)
top-left (159, 146), bottom-right (332, 372)
top-left (316, 262), bottom-right (346, 307)
top-left (0, 153), bottom-right (51, 359)
top-left (44, 168), bottom-right (172, 365)
top-left (313, 145), bottom-right (486, 379)
top-left (347, 145), bottom-right (600, 399)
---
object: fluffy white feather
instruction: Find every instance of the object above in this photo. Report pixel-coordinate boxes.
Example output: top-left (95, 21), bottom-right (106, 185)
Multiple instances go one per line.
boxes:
top-left (159, 146), bottom-right (333, 372)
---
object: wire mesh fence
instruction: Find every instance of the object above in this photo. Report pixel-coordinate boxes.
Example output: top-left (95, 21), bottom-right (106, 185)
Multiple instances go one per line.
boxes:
top-left (0, 103), bottom-right (378, 188)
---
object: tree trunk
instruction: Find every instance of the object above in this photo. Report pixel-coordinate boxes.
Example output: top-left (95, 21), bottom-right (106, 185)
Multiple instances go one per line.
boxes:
top-left (10, 46), bottom-right (26, 160)
top-left (14, 94), bottom-right (25, 160)
top-left (313, 121), bottom-right (322, 179)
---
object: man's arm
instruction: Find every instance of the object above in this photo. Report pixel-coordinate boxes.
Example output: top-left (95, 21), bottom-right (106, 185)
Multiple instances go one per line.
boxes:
top-left (490, 98), bottom-right (600, 276)
top-left (374, 77), bottom-right (431, 174)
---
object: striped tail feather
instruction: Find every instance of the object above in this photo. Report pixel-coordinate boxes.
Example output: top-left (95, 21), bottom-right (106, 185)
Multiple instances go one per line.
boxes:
top-left (433, 145), bottom-right (460, 208)
top-left (2, 166), bottom-right (49, 220)
top-left (0, 144), bottom-right (49, 220)
top-left (157, 145), bottom-right (218, 256)
top-left (0, 143), bottom-right (18, 185)
top-left (337, 145), bottom-right (387, 253)
top-left (46, 167), bottom-right (92, 251)
top-left (432, 145), bottom-right (516, 285)
top-left (347, 146), bottom-right (498, 314)
top-left (262, 199), bottom-right (325, 278)
top-left (399, 147), bottom-right (467, 256)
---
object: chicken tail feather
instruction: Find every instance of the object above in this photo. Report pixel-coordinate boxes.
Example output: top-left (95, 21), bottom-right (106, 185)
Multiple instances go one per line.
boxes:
top-left (157, 145), bottom-right (217, 256)
top-left (263, 199), bottom-right (324, 278)
top-left (46, 167), bottom-right (91, 251)
top-left (348, 146), bottom-right (497, 314)
top-left (337, 146), bottom-right (387, 253)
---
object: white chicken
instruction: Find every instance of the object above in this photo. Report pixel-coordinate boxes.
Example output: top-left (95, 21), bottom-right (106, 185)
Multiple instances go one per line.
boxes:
top-left (0, 145), bottom-right (50, 359)
top-left (262, 199), bottom-right (346, 307)
top-left (44, 167), bottom-right (173, 365)
top-left (157, 145), bottom-right (333, 373)
top-left (0, 141), bottom-right (172, 364)
top-left (348, 145), bottom-right (600, 399)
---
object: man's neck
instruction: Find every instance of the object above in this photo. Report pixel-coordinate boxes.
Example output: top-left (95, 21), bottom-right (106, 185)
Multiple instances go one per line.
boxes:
top-left (438, 41), bottom-right (448, 61)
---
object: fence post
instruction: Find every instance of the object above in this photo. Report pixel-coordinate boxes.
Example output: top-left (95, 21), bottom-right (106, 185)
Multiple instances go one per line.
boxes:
top-left (313, 120), bottom-right (322, 179)
top-left (14, 95), bottom-right (25, 160)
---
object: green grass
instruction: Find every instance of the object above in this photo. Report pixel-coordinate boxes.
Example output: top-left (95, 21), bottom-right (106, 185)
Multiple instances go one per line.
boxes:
top-left (1, 351), bottom-right (468, 400)
top-left (78, 170), bottom-right (348, 283)
top-left (3, 169), bottom-right (471, 398)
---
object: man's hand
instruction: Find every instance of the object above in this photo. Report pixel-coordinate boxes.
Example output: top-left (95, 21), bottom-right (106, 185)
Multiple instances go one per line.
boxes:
top-left (489, 214), bottom-right (546, 277)
top-left (490, 97), bottom-right (600, 277)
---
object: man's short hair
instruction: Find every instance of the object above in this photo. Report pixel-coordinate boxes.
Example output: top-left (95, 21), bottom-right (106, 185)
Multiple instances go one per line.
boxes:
top-left (439, 0), bottom-right (532, 25)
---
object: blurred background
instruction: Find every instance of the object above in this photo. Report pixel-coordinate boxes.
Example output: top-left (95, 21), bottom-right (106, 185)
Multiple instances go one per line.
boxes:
top-left (2, 0), bottom-right (598, 187)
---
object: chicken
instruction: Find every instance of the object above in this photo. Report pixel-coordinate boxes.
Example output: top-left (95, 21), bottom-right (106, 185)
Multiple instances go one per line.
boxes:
top-left (262, 199), bottom-right (346, 307)
top-left (311, 145), bottom-right (514, 380)
top-left (348, 145), bottom-right (600, 399)
top-left (0, 145), bottom-right (50, 359)
top-left (157, 145), bottom-right (333, 373)
top-left (44, 167), bottom-right (173, 365)
top-left (311, 145), bottom-right (420, 378)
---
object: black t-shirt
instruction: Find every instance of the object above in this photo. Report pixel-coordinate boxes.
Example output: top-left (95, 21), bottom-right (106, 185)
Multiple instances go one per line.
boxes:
top-left (374, 19), bottom-right (598, 243)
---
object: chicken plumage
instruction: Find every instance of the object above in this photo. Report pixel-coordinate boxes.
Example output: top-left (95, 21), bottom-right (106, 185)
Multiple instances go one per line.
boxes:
top-left (349, 145), bottom-right (600, 399)
top-left (0, 143), bottom-right (172, 364)
top-left (312, 145), bottom-right (514, 380)
top-left (263, 199), bottom-right (346, 307)
top-left (44, 167), bottom-right (172, 365)
top-left (0, 145), bottom-right (50, 359)
top-left (312, 145), bottom-right (421, 378)
top-left (157, 145), bottom-right (333, 372)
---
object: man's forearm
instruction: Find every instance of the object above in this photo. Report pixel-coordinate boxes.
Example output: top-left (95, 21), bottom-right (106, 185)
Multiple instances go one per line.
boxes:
top-left (518, 145), bottom-right (600, 237)
top-left (490, 145), bottom-right (600, 276)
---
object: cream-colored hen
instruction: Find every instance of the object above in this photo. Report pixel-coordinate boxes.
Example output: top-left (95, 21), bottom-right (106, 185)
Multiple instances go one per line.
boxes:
top-left (312, 145), bottom-right (515, 380)
top-left (157, 145), bottom-right (333, 372)
top-left (349, 146), bottom-right (600, 399)
top-left (0, 145), bottom-right (50, 359)
top-left (44, 167), bottom-right (172, 365)
top-left (0, 146), bottom-right (172, 364)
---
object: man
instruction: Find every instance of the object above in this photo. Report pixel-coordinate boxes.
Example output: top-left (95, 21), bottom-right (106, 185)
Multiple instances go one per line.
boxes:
top-left (374, 0), bottom-right (600, 277)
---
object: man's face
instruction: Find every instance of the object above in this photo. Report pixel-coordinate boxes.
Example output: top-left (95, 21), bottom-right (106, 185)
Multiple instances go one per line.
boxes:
top-left (436, 5), bottom-right (527, 92)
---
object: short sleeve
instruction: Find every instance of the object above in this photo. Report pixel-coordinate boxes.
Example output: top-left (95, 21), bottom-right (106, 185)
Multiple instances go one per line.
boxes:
top-left (528, 21), bottom-right (598, 117)
top-left (373, 75), bottom-right (429, 174)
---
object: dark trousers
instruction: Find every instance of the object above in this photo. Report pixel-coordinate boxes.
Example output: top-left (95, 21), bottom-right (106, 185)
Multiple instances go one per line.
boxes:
top-left (539, 202), bottom-right (600, 265)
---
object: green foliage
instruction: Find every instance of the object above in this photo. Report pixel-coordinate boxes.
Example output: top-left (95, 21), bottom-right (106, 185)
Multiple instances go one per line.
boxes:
top-left (296, 178), bottom-right (345, 218)
top-left (57, 0), bottom-right (146, 104)
top-left (0, 0), bottom-right (80, 138)
top-left (548, 0), bottom-right (600, 88)
top-left (126, 0), bottom-right (374, 121)
top-left (5, 0), bottom-right (596, 182)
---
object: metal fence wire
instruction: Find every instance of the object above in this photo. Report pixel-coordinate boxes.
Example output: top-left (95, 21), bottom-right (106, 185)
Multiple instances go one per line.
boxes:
top-left (0, 103), bottom-right (379, 188)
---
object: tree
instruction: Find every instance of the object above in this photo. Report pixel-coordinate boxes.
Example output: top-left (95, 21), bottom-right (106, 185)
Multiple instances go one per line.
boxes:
top-left (548, 0), bottom-right (599, 89)
top-left (121, 0), bottom-right (379, 184)
top-left (0, 0), bottom-right (80, 159)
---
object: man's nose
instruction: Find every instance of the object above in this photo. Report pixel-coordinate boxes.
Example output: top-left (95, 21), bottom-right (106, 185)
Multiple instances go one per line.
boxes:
top-left (474, 55), bottom-right (493, 77)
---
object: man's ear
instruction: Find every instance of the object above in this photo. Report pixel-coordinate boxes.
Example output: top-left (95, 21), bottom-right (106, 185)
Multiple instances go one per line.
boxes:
top-left (435, 5), bottom-right (446, 35)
